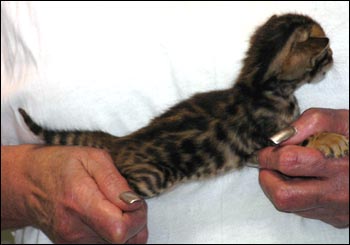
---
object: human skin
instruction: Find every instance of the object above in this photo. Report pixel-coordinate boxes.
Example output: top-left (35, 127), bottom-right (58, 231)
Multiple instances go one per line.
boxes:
top-left (1, 145), bottom-right (148, 243)
top-left (258, 108), bottom-right (349, 228)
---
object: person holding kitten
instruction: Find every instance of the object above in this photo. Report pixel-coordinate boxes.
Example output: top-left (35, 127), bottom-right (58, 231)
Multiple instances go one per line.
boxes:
top-left (258, 108), bottom-right (349, 228)
top-left (2, 108), bottom-right (348, 243)
top-left (1, 146), bottom-right (149, 244)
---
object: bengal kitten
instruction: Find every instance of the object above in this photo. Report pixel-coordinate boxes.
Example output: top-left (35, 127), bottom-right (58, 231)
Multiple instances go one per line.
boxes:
top-left (19, 14), bottom-right (348, 198)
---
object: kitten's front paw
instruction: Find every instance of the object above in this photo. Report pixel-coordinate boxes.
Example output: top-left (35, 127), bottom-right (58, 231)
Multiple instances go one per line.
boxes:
top-left (302, 132), bottom-right (349, 158)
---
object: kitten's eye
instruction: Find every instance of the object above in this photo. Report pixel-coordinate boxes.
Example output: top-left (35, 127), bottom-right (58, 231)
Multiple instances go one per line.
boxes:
top-left (298, 31), bottom-right (309, 42)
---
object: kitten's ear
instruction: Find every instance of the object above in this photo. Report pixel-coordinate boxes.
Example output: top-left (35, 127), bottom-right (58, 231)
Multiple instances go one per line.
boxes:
top-left (266, 14), bottom-right (278, 23)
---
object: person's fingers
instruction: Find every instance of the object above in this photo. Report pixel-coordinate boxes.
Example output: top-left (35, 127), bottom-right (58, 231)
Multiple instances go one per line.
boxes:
top-left (295, 209), bottom-right (349, 228)
top-left (72, 176), bottom-right (146, 244)
top-left (66, 151), bottom-right (147, 243)
top-left (46, 212), bottom-right (104, 244)
top-left (281, 108), bottom-right (349, 145)
top-left (258, 145), bottom-right (328, 177)
top-left (318, 216), bottom-right (349, 228)
top-left (119, 201), bottom-right (148, 243)
top-left (295, 207), bottom-right (349, 218)
top-left (125, 226), bottom-right (149, 244)
top-left (81, 149), bottom-right (144, 212)
top-left (259, 169), bottom-right (324, 212)
top-left (70, 173), bottom-right (125, 243)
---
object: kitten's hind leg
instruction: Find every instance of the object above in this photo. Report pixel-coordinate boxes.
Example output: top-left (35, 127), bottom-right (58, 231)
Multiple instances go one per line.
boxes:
top-left (302, 132), bottom-right (349, 158)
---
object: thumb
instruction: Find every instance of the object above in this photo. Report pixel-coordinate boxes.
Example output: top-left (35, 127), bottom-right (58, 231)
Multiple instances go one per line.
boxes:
top-left (281, 108), bottom-right (349, 145)
top-left (83, 149), bottom-right (144, 212)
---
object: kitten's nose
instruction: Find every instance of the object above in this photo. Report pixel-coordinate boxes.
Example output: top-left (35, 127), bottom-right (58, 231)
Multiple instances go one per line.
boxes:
top-left (327, 48), bottom-right (333, 57)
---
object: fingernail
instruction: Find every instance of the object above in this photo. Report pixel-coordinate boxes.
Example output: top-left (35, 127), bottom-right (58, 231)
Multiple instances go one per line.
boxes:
top-left (245, 155), bottom-right (260, 168)
top-left (119, 191), bottom-right (142, 205)
top-left (269, 126), bottom-right (297, 145)
top-left (245, 162), bottom-right (260, 168)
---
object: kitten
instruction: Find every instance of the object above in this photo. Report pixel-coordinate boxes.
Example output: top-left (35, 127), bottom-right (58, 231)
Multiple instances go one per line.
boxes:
top-left (19, 13), bottom-right (346, 198)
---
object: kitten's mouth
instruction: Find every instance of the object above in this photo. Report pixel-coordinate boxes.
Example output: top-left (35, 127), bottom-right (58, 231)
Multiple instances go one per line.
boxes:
top-left (308, 49), bottom-right (333, 83)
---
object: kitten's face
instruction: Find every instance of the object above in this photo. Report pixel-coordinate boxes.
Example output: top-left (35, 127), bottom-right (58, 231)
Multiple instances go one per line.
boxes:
top-left (277, 24), bottom-right (333, 84)
top-left (245, 14), bottom-right (333, 89)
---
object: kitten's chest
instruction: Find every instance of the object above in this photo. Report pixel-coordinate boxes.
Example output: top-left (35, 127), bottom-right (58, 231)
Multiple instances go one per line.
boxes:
top-left (263, 94), bottom-right (300, 131)
top-left (277, 98), bottom-right (300, 128)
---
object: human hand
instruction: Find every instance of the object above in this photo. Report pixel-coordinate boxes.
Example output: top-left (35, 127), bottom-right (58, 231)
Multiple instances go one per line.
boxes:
top-left (258, 108), bottom-right (349, 228)
top-left (1, 145), bottom-right (148, 243)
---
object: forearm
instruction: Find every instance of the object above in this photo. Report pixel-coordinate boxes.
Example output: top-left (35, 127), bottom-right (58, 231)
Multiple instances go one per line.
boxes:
top-left (1, 145), bottom-right (36, 229)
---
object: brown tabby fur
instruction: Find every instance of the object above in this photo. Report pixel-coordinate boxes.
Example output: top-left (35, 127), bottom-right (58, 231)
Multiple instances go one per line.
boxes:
top-left (19, 13), bottom-right (347, 198)
top-left (302, 132), bottom-right (349, 158)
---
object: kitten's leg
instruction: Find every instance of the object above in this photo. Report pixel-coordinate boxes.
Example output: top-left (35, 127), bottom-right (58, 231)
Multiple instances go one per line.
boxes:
top-left (302, 132), bottom-right (349, 158)
top-left (246, 132), bottom-right (348, 168)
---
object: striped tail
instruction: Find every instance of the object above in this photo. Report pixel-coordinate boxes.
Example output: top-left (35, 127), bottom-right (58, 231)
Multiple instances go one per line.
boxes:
top-left (18, 108), bottom-right (117, 150)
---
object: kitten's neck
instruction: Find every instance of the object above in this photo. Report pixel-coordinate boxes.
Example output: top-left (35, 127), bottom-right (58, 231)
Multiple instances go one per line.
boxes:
top-left (259, 76), bottom-right (299, 98)
top-left (234, 74), bottom-right (299, 99)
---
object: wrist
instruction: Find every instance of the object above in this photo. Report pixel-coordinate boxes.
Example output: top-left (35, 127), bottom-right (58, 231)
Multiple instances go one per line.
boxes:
top-left (1, 145), bottom-right (39, 229)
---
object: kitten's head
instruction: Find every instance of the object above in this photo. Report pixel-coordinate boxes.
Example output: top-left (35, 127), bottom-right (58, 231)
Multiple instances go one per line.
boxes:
top-left (240, 13), bottom-right (333, 92)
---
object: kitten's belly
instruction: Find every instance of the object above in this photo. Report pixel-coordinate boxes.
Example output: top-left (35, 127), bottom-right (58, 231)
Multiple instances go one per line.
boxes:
top-left (221, 145), bottom-right (243, 172)
top-left (189, 144), bottom-right (244, 180)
